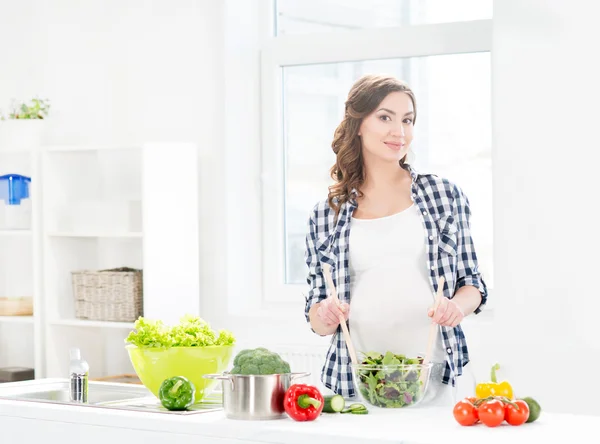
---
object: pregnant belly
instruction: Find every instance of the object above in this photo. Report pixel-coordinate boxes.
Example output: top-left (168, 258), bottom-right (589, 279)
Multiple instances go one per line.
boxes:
top-left (349, 270), bottom-right (435, 357)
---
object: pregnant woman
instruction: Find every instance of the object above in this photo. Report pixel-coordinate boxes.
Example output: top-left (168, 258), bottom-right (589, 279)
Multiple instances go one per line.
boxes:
top-left (304, 74), bottom-right (488, 404)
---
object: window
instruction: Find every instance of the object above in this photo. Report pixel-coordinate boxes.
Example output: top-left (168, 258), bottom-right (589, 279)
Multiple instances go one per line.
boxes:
top-left (259, 1), bottom-right (493, 304)
top-left (276, 0), bottom-right (493, 35)
top-left (283, 53), bottom-right (492, 288)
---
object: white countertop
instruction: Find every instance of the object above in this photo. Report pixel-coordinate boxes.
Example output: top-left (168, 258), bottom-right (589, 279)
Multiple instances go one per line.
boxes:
top-left (0, 379), bottom-right (598, 444)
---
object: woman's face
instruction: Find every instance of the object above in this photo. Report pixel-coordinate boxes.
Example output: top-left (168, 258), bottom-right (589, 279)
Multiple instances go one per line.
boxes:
top-left (358, 91), bottom-right (414, 164)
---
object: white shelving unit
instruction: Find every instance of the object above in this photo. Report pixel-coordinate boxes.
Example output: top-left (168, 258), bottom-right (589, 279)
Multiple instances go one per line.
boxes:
top-left (0, 145), bottom-right (41, 376)
top-left (0, 230), bottom-right (32, 236)
top-left (2, 139), bottom-right (203, 382)
top-left (41, 141), bottom-right (202, 380)
top-left (0, 316), bottom-right (34, 324)
top-left (47, 232), bottom-right (143, 238)
top-left (41, 145), bottom-right (144, 379)
top-left (49, 319), bottom-right (134, 329)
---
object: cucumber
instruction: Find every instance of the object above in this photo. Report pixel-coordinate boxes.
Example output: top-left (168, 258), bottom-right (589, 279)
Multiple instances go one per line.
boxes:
top-left (322, 394), bottom-right (345, 413)
top-left (341, 403), bottom-right (368, 414)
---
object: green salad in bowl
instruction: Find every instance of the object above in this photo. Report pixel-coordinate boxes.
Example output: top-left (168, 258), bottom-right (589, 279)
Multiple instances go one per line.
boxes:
top-left (352, 351), bottom-right (433, 408)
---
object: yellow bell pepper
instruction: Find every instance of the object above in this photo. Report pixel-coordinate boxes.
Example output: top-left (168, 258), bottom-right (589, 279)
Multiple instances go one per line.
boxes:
top-left (475, 363), bottom-right (514, 400)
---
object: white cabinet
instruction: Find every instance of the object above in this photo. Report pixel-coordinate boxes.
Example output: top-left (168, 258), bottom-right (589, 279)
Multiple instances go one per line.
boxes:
top-left (41, 145), bottom-right (143, 378)
top-left (1, 141), bottom-right (202, 381)
top-left (0, 146), bottom-right (40, 376)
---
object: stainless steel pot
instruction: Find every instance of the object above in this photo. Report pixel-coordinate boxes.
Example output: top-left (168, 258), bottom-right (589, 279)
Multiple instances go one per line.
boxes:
top-left (204, 372), bottom-right (310, 420)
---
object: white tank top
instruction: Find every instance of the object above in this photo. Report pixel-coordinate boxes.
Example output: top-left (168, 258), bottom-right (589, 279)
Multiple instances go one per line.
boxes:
top-left (348, 203), bottom-right (446, 363)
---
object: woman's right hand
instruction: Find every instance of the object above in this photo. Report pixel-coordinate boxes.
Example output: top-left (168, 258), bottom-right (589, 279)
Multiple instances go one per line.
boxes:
top-left (315, 297), bottom-right (350, 327)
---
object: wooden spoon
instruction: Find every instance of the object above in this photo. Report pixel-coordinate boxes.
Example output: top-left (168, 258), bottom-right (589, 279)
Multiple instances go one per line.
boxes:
top-left (420, 276), bottom-right (446, 385)
top-left (322, 263), bottom-right (359, 366)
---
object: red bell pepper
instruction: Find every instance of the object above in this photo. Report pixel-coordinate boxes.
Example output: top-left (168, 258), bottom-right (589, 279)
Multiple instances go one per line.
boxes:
top-left (284, 384), bottom-right (324, 421)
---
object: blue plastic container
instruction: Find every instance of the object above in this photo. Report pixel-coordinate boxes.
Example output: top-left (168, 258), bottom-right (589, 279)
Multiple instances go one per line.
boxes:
top-left (0, 174), bottom-right (31, 205)
top-left (0, 174), bottom-right (32, 229)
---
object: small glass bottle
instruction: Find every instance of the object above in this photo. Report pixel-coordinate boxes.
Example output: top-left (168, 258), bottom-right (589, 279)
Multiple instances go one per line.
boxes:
top-left (69, 348), bottom-right (89, 403)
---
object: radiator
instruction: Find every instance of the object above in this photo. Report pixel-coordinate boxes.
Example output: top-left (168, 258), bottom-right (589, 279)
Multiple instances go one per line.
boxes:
top-left (274, 345), bottom-right (329, 392)
top-left (228, 343), bottom-right (331, 393)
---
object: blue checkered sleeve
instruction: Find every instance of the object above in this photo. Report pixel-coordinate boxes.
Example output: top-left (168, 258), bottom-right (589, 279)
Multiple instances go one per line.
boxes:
top-left (304, 207), bottom-right (329, 326)
top-left (453, 185), bottom-right (488, 314)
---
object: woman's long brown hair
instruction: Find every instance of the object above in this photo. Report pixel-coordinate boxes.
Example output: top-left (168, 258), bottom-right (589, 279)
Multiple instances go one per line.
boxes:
top-left (327, 74), bottom-right (417, 219)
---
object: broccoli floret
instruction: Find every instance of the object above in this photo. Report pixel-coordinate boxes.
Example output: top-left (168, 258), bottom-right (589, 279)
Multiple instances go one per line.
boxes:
top-left (229, 347), bottom-right (291, 375)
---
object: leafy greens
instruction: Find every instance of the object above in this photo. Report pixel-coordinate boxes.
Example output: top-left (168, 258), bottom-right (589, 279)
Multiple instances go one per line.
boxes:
top-left (125, 314), bottom-right (235, 348)
top-left (355, 351), bottom-right (425, 408)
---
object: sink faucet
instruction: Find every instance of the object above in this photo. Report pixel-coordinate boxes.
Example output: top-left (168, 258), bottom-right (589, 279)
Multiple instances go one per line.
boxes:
top-left (69, 348), bottom-right (89, 403)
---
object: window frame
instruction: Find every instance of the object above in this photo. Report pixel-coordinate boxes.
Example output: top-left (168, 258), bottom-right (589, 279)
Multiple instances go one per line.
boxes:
top-left (259, 16), bottom-right (492, 306)
top-left (223, 0), bottom-right (493, 319)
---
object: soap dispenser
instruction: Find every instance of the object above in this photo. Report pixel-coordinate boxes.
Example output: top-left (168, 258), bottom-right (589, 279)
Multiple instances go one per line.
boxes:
top-left (69, 348), bottom-right (89, 403)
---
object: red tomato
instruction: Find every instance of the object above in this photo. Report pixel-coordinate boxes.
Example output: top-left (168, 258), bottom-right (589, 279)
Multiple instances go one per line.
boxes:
top-left (478, 399), bottom-right (505, 427)
top-left (453, 399), bottom-right (478, 426)
top-left (505, 400), bottom-right (530, 426)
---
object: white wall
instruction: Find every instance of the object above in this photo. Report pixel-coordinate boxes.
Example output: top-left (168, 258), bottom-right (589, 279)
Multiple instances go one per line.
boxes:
top-left (212, 0), bottom-right (330, 347)
top-left (492, 0), bottom-right (600, 415)
top-left (0, 0), bottom-right (223, 146)
top-left (0, 0), bottom-right (225, 374)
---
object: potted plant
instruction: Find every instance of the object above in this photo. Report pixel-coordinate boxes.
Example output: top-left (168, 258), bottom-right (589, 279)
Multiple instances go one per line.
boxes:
top-left (0, 97), bottom-right (51, 150)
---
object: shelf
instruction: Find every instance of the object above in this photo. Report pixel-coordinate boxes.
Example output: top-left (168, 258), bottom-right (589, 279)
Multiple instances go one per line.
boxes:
top-left (45, 145), bottom-right (141, 153)
top-left (0, 230), bottom-right (32, 237)
top-left (46, 232), bottom-right (142, 238)
top-left (50, 319), bottom-right (135, 329)
top-left (0, 316), bottom-right (34, 324)
top-left (0, 149), bottom-right (32, 155)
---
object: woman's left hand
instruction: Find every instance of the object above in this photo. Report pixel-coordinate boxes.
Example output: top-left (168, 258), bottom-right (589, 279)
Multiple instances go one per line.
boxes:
top-left (428, 297), bottom-right (464, 327)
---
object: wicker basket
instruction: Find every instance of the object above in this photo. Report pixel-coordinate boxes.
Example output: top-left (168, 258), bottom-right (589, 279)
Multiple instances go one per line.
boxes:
top-left (72, 267), bottom-right (143, 322)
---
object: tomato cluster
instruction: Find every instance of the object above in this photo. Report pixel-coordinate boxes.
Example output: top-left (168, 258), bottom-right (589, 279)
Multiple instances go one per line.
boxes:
top-left (453, 396), bottom-right (530, 427)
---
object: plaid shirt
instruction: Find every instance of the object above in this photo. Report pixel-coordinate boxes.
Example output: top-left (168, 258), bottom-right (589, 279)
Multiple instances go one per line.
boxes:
top-left (304, 164), bottom-right (488, 397)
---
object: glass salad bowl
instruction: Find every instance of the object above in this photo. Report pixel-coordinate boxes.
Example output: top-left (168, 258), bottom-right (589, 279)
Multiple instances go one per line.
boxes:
top-left (351, 353), bottom-right (434, 409)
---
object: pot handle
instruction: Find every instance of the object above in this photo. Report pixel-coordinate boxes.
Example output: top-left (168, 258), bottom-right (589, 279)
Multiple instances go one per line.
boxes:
top-left (203, 373), bottom-right (234, 391)
top-left (290, 372), bottom-right (311, 381)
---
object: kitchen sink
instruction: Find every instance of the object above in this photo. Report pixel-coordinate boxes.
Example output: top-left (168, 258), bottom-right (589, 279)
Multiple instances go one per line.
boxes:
top-left (0, 379), bottom-right (153, 406)
top-left (0, 378), bottom-right (223, 415)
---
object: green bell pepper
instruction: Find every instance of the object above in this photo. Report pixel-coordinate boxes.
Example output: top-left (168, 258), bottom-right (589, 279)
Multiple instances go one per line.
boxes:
top-left (158, 376), bottom-right (196, 411)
